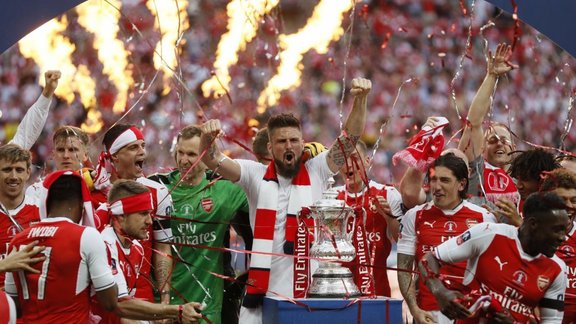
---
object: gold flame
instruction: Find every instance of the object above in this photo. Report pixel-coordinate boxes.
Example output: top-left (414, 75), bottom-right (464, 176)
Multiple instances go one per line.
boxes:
top-left (82, 108), bottom-right (105, 134)
top-left (201, 0), bottom-right (279, 98)
top-left (257, 0), bottom-right (353, 112)
top-left (76, 0), bottom-right (133, 114)
top-left (147, 0), bottom-right (189, 94)
top-left (18, 16), bottom-right (101, 133)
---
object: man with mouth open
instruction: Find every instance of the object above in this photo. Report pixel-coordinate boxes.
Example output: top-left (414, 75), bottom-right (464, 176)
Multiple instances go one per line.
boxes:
top-left (457, 43), bottom-right (520, 218)
top-left (420, 191), bottom-right (569, 323)
top-left (92, 124), bottom-right (174, 306)
top-left (397, 153), bottom-right (496, 324)
top-left (335, 139), bottom-right (403, 297)
top-left (199, 77), bottom-right (371, 323)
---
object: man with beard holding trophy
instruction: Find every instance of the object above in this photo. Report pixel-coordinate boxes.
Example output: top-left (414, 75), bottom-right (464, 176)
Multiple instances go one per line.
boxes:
top-left (199, 77), bottom-right (371, 323)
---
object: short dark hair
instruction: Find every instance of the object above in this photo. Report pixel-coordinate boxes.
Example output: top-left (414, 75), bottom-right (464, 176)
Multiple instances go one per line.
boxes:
top-left (509, 149), bottom-right (559, 182)
top-left (252, 128), bottom-right (269, 160)
top-left (0, 144), bottom-right (31, 168)
top-left (523, 191), bottom-right (567, 221)
top-left (46, 175), bottom-right (82, 213)
top-left (429, 152), bottom-right (469, 199)
top-left (176, 125), bottom-right (202, 143)
top-left (103, 124), bottom-right (133, 152)
top-left (267, 113), bottom-right (301, 137)
top-left (540, 168), bottom-right (576, 192)
top-left (108, 179), bottom-right (150, 203)
top-left (53, 126), bottom-right (89, 147)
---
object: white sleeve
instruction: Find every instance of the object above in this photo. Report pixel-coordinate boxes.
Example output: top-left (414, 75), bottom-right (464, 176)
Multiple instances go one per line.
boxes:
top-left (397, 207), bottom-right (418, 255)
top-left (9, 94), bottom-right (51, 150)
top-left (433, 222), bottom-right (496, 264)
top-left (386, 187), bottom-right (404, 219)
top-left (153, 185), bottom-right (173, 242)
top-left (539, 262), bottom-right (567, 323)
top-left (4, 272), bottom-right (17, 297)
top-left (306, 150), bottom-right (337, 182)
top-left (104, 242), bottom-right (129, 299)
top-left (81, 227), bottom-right (117, 292)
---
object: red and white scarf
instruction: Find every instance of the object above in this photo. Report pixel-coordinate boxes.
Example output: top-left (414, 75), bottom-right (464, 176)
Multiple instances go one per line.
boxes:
top-left (392, 117), bottom-right (449, 172)
top-left (43, 170), bottom-right (99, 228)
top-left (244, 161), bottom-right (314, 307)
top-left (481, 161), bottom-right (520, 205)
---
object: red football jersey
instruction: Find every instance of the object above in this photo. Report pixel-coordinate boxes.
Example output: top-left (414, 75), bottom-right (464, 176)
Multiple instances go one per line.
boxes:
top-left (557, 222), bottom-right (576, 323)
top-left (5, 218), bottom-right (116, 323)
top-left (435, 223), bottom-right (566, 322)
top-left (336, 181), bottom-right (403, 296)
top-left (0, 291), bottom-right (16, 324)
top-left (93, 226), bottom-right (145, 324)
top-left (93, 177), bottom-right (173, 302)
top-left (0, 195), bottom-right (40, 286)
top-left (398, 200), bottom-right (496, 310)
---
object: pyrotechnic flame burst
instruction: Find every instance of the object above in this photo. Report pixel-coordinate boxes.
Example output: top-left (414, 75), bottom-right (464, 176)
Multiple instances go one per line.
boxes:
top-left (256, 0), bottom-right (353, 113)
top-left (18, 16), bottom-right (99, 132)
top-left (147, 0), bottom-right (190, 94)
top-left (77, 0), bottom-right (133, 114)
top-left (201, 0), bottom-right (279, 99)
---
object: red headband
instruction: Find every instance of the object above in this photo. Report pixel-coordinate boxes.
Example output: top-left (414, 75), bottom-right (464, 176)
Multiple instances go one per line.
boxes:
top-left (109, 192), bottom-right (153, 216)
top-left (107, 126), bottom-right (144, 155)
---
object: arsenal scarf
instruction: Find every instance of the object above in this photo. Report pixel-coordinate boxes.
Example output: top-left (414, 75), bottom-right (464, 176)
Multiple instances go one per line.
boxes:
top-left (481, 162), bottom-right (520, 205)
top-left (392, 117), bottom-right (449, 172)
top-left (243, 161), bottom-right (314, 307)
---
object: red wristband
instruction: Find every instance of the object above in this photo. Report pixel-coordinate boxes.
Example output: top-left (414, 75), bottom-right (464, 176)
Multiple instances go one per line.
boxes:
top-left (178, 304), bottom-right (183, 322)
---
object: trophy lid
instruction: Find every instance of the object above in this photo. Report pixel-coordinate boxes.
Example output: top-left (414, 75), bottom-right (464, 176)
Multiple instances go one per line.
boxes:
top-left (309, 178), bottom-right (352, 212)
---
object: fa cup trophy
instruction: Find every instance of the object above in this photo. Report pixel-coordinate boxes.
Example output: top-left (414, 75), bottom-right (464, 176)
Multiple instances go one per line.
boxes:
top-left (305, 182), bottom-right (361, 298)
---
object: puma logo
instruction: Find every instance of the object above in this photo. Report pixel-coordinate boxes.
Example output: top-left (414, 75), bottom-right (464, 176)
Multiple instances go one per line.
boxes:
top-left (494, 256), bottom-right (508, 271)
top-left (423, 221), bottom-right (436, 228)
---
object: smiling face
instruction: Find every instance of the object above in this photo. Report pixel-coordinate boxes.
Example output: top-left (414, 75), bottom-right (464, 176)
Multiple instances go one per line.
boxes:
top-left (553, 187), bottom-right (576, 223)
top-left (483, 125), bottom-right (514, 168)
top-left (53, 136), bottom-right (88, 171)
top-left (429, 165), bottom-right (466, 210)
top-left (268, 127), bottom-right (304, 178)
top-left (175, 136), bottom-right (206, 185)
top-left (0, 158), bottom-right (30, 205)
top-left (111, 139), bottom-right (146, 180)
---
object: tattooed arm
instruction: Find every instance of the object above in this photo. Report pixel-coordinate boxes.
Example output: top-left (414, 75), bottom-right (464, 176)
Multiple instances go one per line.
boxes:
top-left (154, 242), bottom-right (173, 304)
top-left (198, 119), bottom-right (241, 182)
top-left (327, 78), bottom-right (371, 173)
top-left (397, 253), bottom-right (436, 324)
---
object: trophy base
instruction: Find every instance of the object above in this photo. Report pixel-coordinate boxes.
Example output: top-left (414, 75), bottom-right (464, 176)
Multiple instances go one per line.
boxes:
top-left (307, 266), bottom-right (361, 298)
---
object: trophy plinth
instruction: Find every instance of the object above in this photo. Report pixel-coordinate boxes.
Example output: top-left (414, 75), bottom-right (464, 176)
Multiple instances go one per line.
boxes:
top-left (306, 186), bottom-right (360, 298)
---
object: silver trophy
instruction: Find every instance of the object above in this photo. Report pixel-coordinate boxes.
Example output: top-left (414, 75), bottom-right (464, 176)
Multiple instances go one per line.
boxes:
top-left (305, 182), bottom-right (361, 298)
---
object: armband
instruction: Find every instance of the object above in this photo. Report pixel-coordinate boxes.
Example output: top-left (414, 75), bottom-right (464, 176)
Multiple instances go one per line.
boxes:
top-left (178, 304), bottom-right (184, 322)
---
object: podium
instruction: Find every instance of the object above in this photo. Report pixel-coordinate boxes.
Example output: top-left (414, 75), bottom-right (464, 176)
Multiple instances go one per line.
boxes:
top-left (263, 296), bottom-right (402, 324)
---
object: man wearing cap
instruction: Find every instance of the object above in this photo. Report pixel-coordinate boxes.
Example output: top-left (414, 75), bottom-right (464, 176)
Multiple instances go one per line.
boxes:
top-left (93, 179), bottom-right (203, 323)
top-left (93, 124), bottom-right (174, 304)
top-left (4, 171), bottom-right (118, 323)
